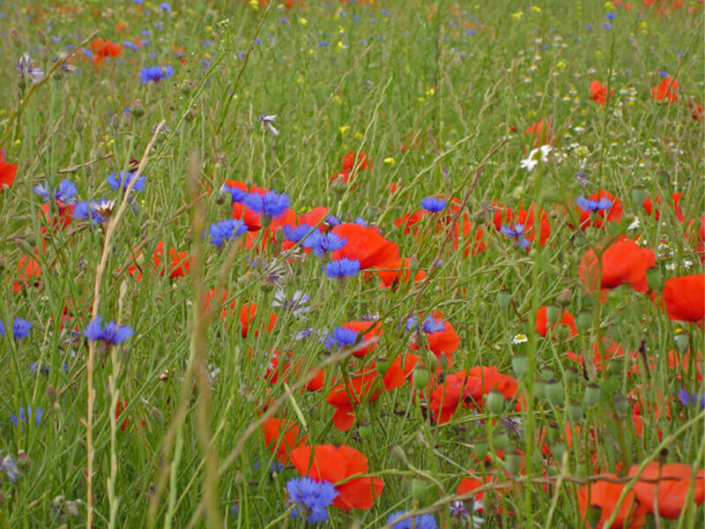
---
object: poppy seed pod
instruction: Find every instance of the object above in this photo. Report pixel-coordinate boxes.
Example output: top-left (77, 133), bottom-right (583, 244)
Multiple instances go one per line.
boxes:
top-left (546, 306), bottom-right (560, 326)
top-left (376, 358), bottom-right (391, 376)
top-left (568, 404), bottom-right (583, 422)
top-left (545, 381), bottom-right (564, 406)
top-left (512, 356), bottom-right (528, 378)
top-left (486, 389), bottom-right (505, 415)
top-left (504, 451), bottom-right (523, 477)
top-left (473, 442), bottom-right (488, 460)
top-left (586, 505), bottom-right (603, 528)
top-left (583, 384), bottom-right (601, 408)
top-left (646, 267), bottom-right (664, 292)
top-left (675, 333), bottom-right (689, 353)
top-left (358, 425), bottom-right (372, 441)
top-left (551, 444), bottom-right (567, 463)
top-left (534, 380), bottom-right (546, 400)
top-left (613, 394), bottom-right (629, 416)
top-left (493, 433), bottom-right (510, 451)
top-left (557, 289), bottom-right (572, 307)
top-left (498, 291), bottom-right (512, 311)
top-left (412, 367), bottom-right (431, 390)
top-left (390, 446), bottom-right (408, 464)
top-left (631, 186), bottom-right (648, 208)
top-left (576, 312), bottom-right (593, 333)
top-left (540, 369), bottom-right (555, 382)
top-left (565, 367), bottom-right (579, 384)
top-left (555, 325), bottom-right (570, 342)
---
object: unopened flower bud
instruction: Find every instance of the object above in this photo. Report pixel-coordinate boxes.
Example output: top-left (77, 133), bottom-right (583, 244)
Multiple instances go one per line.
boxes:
top-left (546, 306), bottom-right (560, 326)
top-left (376, 358), bottom-right (391, 376)
top-left (568, 404), bottom-right (583, 422)
top-left (473, 442), bottom-right (488, 460)
top-left (504, 451), bottom-right (522, 477)
top-left (493, 433), bottom-right (510, 451)
top-left (413, 367), bottom-right (431, 390)
top-left (534, 380), bottom-right (546, 399)
top-left (390, 446), bottom-right (408, 464)
top-left (131, 100), bottom-right (145, 118)
top-left (358, 425), bottom-right (372, 441)
top-left (411, 478), bottom-right (430, 500)
top-left (675, 333), bottom-right (689, 353)
top-left (551, 444), bottom-right (566, 464)
top-left (47, 385), bottom-right (58, 404)
top-left (613, 394), bottom-right (629, 416)
top-left (498, 291), bottom-right (512, 311)
top-left (587, 505), bottom-right (603, 528)
top-left (557, 289), bottom-right (572, 307)
top-left (576, 312), bottom-right (592, 333)
top-left (180, 80), bottom-right (192, 95)
top-left (631, 186), bottom-right (648, 209)
top-left (646, 267), bottom-right (664, 292)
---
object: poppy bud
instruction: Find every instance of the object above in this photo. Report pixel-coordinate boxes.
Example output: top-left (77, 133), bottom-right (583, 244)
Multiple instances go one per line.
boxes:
top-left (498, 291), bottom-right (512, 311)
top-left (411, 478), bottom-right (430, 500)
top-left (47, 385), bottom-right (58, 404)
top-left (555, 325), bottom-right (570, 342)
top-left (613, 394), bottom-right (629, 416)
top-left (576, 312), bottom-right (592, 333)
top-left (493, 433), bottom-right (510, 451)
top-left (646, 267), bottom-right (664, 292)
top-left (424, 353), bottom-right (438, 372)
top-left (583, 384), bottom-right (601, 408)
top-left (546, 306), bottom-right (560, 326)
top-left (331, 179), bottom-right (348, 194)
top-left (568, 404), bottom-right (583, 422)
top-left (486, 390), bottom-right (505, 415)
top-left (412, 367), bottom-right (430, 390)
top-left (631, 186), bottom-right (648, 208)
top-left (512, 356), bottom-right (528, 378)
top-left (550, 444), bottom-right (566, 464)
top-left (504, 451), bottom-right (523, 477)
top-left (545, 381), bottom-right (564, 406)
top-left (390, 445), bottom-right (408, 464)
top-left (473, 442), bottom-right (488, 460)
top-left (557, 289), bottom-right (572, 307)
top-left (131, 100), bottom-right (145, 118)
top-left (180, 80), bottom-right (192, 95)
top-left (586, 505), bottom-right (603, 528)
top-left (438, 353), bottom-right (450, 371)
top-left (675, 332), bottom-right (689, 353)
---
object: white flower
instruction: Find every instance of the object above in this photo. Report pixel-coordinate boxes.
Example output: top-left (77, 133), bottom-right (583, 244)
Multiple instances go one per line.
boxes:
top-left (512, 333), bottom-right (528, 344)
top-left (520, 144), bottom-right (552, 172)
top-left (257, 114), bottom-right (279, 136)
top-left (627, 216), bottom-right (640, 231)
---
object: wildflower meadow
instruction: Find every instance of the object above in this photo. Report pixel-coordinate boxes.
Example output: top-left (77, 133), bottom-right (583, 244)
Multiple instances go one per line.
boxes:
top-left (1, 0), bottom-right (704, 527)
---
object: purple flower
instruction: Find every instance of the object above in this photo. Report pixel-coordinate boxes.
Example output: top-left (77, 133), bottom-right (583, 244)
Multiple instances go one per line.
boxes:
top-left (83, 316), bottom-right (134, 345)
top-left (286, 477), bottom-right (338, 523)
top-left (207, 219), bottom-right (247, 247)
top-left (500, 224), bottom-right (530, 250)
top-left (0, 453), bottom-right (19, 483)
top-left (324, 326), bottom-right (359, 350)
top-left (139, 65), bottom-right (173, 83)
top-left (72, 199), bottom-right (111, 225)
top-left (326, 258), bottom-right (361, 279)
top-left (387, 511), bottom-right (438, 529)
top-left (677, 390), bottom-right (705, 409)
top-left (0, 318), bottom-right (32, 340)
top-left (421, 197), bottom-right (447, 212)
top-left (107, 171), bottom-right (146, 192)
top-left (33, 179), bottom-right (78, 204)
top-left (303, 231), bottom-right (346, 256)
top-left (576, 195), bottom-right (613, 212)
top-left (10, 406), bottom-right (42, 428)
top-left (221, 184), bottom-right (247, 204)
top-left (283, 224), bottom-right (314, 243)
top-left (243, 191), bottom-right (290, 219)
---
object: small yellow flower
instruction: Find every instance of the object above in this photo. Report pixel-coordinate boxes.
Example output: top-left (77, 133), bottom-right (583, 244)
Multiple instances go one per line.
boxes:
top-left (512, 11), bottom-right (523, 20)
top-left (231, 94), bottom-right (238, 100)
top-left (354, 132), bottom-right (363, 139)
top-left (299, 17), bottom-right (308, 25)
top-left (249, 0), bottom-right (259, 8)
top-left (532, 6), bottom-right (541, 13)
top-left (418, 97), bottom-right (425, 102)
top-left (13, 139), bottom-right (21, 146)
top-left (384, 157), bottom-right (396, 165)
top-left (337, 41), bottom-right (346, 50)
top-left (425, 87), bottom-right (435, 97)
top-left (339, 125), bottom-right (350, 135)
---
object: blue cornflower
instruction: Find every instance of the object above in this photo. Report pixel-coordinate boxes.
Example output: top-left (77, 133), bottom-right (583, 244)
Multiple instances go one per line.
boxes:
top-left (30, 362), bottom-right (50, 376)
top-left (449, 500), bottom-right (468, 519)
top-left (302, 231), bottom-right (347, 256)
top-left (283, 224), bottom-right (313, 243)
top-left (0, 452), bottom-right (19, 483)
top-left (324, 326), bottom-right (359, 350)
top-left (387, 511), bottom-right (438, 529)
top-left (72, 199), bottom-right (111, 225)
top-left (422, 315), bottom-right (445, 334)
top-left (606, 12), bottom-right (616, 19)
top-left (221, 184), bottom-right (247, 203)
top-left (319, 41), bottom-right (329, 47)
top-left (354, 217), bottom-right (368, 227)
top-left (83, 316), bottom-right (134, 345)
top-left (10, 406), bottom-right (42, 428)
top-left (243, 191), bottom-right (290, 220)
top-left (139, 65), bottom-right (173, 83)
top-left (325, 214), bottom-right (342, 228)
top-left (677, 390), bottom-right (705, 409)
top-left (500, 224), bottom-right (530, 250)
top-left (326, 258), bottom-right (361, 279)
top-left (207, 219), bottom-right (247, 247)
top-left (33, 179), bottom-right (78, 204)
top-left (159, 2), bottom-right (171, 11)
top-left (106, 171), bottom-right (146, 192)
top-left (286, 477), bottom-right (338, 523)
top-left (0, 318), bottom-right (32, 340)
top-left (576, 195), bottom-right (613, 212)
top-left (421, 197), bottom-right (447, 213)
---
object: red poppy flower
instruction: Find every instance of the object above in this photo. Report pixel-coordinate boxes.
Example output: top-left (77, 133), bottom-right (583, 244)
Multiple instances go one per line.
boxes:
top-left (127, 241), bottom-right (190, 281)
top-left (642, 193), bottom-right (685, 222)
top-left (261, 418), bottom-right (308, 464)
top-left (590, 80), bottom-right (613, 105)
top-left (629, 463), bottom-right (705, 519)
top-left (652, 77), bottom-right (679, 104)
top-left (690, 101), bottom-right (704, 122)
top-left (289, 444), bottom-right (384, 511)
top-left (0, 149), bottom-right (17, 190)
top-left (535, 306), bottom-right (579, 338)
top-left (340, 320), bottom-right (383, 358)
top-left (577, 475), bottom-right (648, 528)
top-left (566, 339), bottom-right (630, 372)
top-left (579, 238), bottom-right (656, 295)
top-left (204, 290), bottom-right (277, 337)
top-left (331, 223), bottom-right (400, 271)
top-left (408, 312), bottom-right (460, 360)
top-left (327, 365), bottom-right (380, 431)
top-left (376, 257), bottom-right (427, 289)
top-left (13, 254), bottom-right (42, 293)
top-left (228, 181), bottom-right (269, 231)
top-left (575, 190), bottom-right (623, 230)
top-left (115, 402), bottom-right (145, 432)
top-left (39, 202), bottom-right (74, 236)
top-left (330, 152), bottom-right (372, 184)
top-left (91, 38), bottom-right (121, 65)
top-left (662, 274), bottom-right (705, 323)
top-left (525, 119), bottom-right (552, 147)
top-left (493, 202), bottom-right (551, 247)
top-left (265, 350), bottom-right (326, 392)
